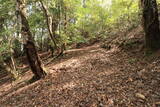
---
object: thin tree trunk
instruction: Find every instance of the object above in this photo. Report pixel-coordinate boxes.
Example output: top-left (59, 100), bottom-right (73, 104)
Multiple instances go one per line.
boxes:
top-left (40, 0), bottom-right (65, 57)
top-left (41, 27), bottom-right (44, 51)
top-left (16, 0), bottom-right (46, 79)
top-left (39, 0), bottom-right (58, 49)
top-left (141, 0), bottom-right (160, 51)
top-left (9, 38), bottom-right (19, 79)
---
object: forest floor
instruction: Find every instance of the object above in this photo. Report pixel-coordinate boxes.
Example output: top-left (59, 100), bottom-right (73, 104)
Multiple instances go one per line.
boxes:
top-left (0, 26), bottom-right (160, 107)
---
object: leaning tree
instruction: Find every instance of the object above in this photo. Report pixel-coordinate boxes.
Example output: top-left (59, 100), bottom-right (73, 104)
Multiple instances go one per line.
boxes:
top-left (16, 0), bottom-right (46, 80)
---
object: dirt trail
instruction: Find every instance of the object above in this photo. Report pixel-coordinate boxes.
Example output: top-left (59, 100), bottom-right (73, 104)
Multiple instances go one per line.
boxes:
top-left (0, 41), bottom-right (160, 106)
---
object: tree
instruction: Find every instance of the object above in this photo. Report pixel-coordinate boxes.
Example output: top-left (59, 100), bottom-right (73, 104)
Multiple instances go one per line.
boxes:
top-left (141, 0), bottom-right (160, 51)
top-left (39, 0), bottom-right (65, 56)
top-left (16, 0), bottom-right (46, 80)
top-left (39, 0), bottom-right (58, 49)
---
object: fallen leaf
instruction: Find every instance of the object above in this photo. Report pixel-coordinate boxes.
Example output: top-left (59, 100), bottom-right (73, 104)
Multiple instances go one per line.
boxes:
top-left (135, 93), bottom-right (146, 100)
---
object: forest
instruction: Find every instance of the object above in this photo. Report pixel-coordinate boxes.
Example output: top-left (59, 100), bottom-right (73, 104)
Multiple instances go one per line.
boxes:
top-left (0, 0), bottom-right (160, 106)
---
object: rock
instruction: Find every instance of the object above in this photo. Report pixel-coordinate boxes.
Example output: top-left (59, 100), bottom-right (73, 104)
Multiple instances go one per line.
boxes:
top-left (135, 93), bottom-right (146, 100)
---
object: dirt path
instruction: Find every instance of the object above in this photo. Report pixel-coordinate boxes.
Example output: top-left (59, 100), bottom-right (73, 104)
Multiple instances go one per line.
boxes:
top-left (0, 42), bottom-right (160, 107)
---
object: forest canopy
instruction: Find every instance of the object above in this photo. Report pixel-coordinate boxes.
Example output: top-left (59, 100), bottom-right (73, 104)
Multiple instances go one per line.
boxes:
top-left (0, 0), bottom-right (140, 61)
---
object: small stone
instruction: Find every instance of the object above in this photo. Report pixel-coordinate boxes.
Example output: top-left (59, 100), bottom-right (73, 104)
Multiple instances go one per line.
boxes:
top-left (135, 93), bottom-right (146, 100)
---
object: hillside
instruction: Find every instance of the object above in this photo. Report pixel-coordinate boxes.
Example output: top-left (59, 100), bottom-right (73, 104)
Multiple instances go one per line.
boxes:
top-left (0, 26), bottom-right (160, 107)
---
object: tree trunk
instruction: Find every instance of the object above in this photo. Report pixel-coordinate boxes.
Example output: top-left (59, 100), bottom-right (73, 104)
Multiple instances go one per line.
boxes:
top-left (39, 0), bottom-right (58, 49)
top-left (40, 0), bottom-right (65, 57)
top-left (41, 27), bottom-right (44, 51)
top-left (17, 0), bottom-right (46, 79)
top-left (141, 0), bottom-right (160, 51)
top-left (9, 38), bottom-right (19, 79)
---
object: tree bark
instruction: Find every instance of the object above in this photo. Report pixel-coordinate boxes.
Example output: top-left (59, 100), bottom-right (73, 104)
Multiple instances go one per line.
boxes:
top-left (39, 0), bottom-right (58, 49)
top-left (9, 37), bottom-right (19, 79)
top-left (39, 0), bottom-right (65, 56)
top-left (141, 0), bottom-right (160, 51)
top-left (16, 0), bottom-right (46, 79)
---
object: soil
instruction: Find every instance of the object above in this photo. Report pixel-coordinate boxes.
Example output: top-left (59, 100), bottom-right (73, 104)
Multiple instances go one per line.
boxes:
top-left (0, 26), bottom-right (160, 107)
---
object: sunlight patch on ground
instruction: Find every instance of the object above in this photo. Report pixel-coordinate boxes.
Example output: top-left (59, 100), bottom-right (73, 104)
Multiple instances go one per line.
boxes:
top-left (53, 58), bottom-right (82, 70)
top-left (0, 83), bottom-right (12, 96)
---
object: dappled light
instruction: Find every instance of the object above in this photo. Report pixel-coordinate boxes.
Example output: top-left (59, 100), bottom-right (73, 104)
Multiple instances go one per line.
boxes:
top-left (0, 0), bottom-right (160, 106)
